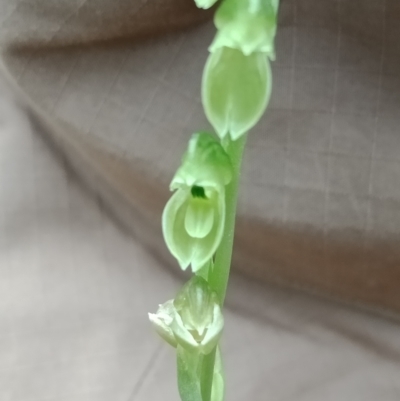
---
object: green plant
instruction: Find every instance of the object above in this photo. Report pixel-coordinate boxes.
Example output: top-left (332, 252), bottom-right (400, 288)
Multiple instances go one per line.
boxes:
top-left (149, 1), bottom-right (279, 399)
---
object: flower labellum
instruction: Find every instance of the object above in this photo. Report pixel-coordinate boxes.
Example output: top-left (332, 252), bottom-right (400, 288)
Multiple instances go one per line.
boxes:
top-left (163, 133), bottom-right (232, 272)
top-left (149, 276), bottom-right (224, 355)
top-left (202, 46), bottom-right (272, 141)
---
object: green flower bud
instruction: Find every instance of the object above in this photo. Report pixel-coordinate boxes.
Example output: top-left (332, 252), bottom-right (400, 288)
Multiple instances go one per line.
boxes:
top-left (194, 0), bottom-right (218, 9)
top-left (202, 46), bottom-right (272, 141)
top-left (210, 0), bottom-right (279, 58)
top-left (163, 133), bottom-right (232, 271)
top-left (149, 277), bottom-right (224, 354)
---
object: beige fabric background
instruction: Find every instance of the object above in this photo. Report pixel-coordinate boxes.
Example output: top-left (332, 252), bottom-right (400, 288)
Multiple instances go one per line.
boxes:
top-left (0, 0), bottom-right (400, 400)
top-left (1, 73), bottom-right (400, 400)
top-left (1, 0), bottom-right (400, 315)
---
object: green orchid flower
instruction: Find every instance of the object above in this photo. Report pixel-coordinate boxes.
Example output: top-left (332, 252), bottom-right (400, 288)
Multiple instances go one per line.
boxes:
top-left (162, 133), bottom-right (232, 272)
top-left (210, 0), bottom-right (279, 58)
top-left (202, 46), bottom-right (272, 141)
top-left (149, 276), bottom-right (224, 355)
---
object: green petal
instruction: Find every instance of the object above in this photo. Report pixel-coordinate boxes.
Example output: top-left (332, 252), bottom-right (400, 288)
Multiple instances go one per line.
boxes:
top-left (202, 47), bottom-right (272, 140)
top-left (200, 301), bottom-right (224, 355)
top-left (162, 189), bottom-right (194, 270)
top-left (173, 277), bottom-right (224, 355)
top-left (174, 276), bottom-right (215, 339)
top-left (196, 259), bottom-right (213, 281)
top-left (271, 0), bottom-right (280, 14)
top-left (171, 310), bottom-right (199, 352)
top-left (185, 197), bottom-right (215, 239)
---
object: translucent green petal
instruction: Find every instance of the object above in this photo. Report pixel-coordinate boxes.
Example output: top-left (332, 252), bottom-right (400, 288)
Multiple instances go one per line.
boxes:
top-left (270, 0), bottom-right (280, 14)
top-left (174, 276), bottom-right (215, 338)
top-left (202, 47), bottom-right (272, 140)
top-left (195, 259), bottom-right (212, 281)
top-left (171, 311), bottom-right (199, 352)
top-left (200, 301), bottom-right (224, 355)
top-left (172, 132), bottom-right (233, 190)
top-left (173, 277), bottom-right (224, 355)
top-left (162, 189), bottom-right (194, 270)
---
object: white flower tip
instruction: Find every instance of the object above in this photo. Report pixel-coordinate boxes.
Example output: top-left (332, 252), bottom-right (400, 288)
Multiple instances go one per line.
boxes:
top-left (194, 0), bottom-right (217, 9)
top-left (178, 259), bottom-right (190, 271)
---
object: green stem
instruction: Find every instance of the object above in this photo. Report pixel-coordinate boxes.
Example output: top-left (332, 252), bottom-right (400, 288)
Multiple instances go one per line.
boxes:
top-left (211, 134), bottom-right (247, 304)
top-left (200, 349), bottom-right (216, 401)
top-left (200, 134), bottom-right (247, 401)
